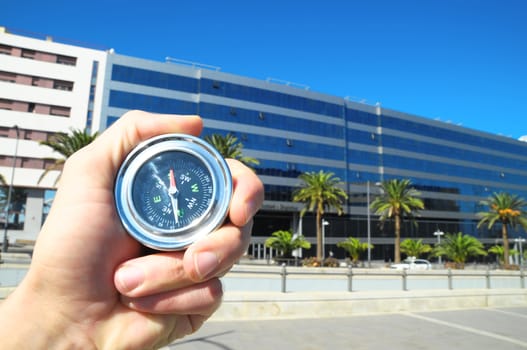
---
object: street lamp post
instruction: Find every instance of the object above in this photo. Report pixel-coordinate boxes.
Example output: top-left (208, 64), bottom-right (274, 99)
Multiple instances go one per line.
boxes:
top-left (514, 238), bottom-right (526, 266)
top-left (367, 181), bottom-right (371, 268)
top-left (292, 214), bottom-right (303, 261)
top-left (3, 125), bottom-right (20, 253)
top-left (434, 229), bottom-right (444, 265)
top-left (322, 219), bottom-right (329, 260)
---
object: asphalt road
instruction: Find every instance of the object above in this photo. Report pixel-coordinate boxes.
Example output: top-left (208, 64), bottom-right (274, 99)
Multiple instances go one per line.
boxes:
top-left (168, 307), bottom-right (527, 350)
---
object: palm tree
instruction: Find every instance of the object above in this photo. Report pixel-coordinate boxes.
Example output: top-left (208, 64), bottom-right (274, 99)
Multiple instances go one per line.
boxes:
top-left (39, 128), bottom-right (99, 185)
top-left (292, 170), bottom-right (348, 261)
top-left (400, 238), bottom-right (432, 259)
top-left (370, 179), bottom-right (424, 263)
top-left (264, 229), bottom-right (311, 260)
top-left (204, 133), bottom-right (259, 168)
top-left (477, 192), bottom-right (527, 267)
top-left (488, 245), bottom-right (519, 266)
top-left (433, 232), bottom-right (487, 269)
top-left (337, 237), bottom-right (373, 266)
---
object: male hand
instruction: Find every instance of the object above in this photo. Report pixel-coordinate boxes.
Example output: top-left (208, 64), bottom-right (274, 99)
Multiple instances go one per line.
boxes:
top-left (0, 110), bottom-right (264, 349)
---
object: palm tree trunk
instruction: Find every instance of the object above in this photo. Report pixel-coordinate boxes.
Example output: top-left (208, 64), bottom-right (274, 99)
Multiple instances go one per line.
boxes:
top-left (394, 214), bottom-right (401, 263)
top-left (316, 209), bottom-right (322, 261)
top-left (502, 223), bottom-right (510, 266)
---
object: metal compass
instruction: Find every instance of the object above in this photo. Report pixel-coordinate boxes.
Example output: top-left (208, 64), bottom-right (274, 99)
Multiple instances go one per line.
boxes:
top-left (114, 134), bottom-right (232, 250)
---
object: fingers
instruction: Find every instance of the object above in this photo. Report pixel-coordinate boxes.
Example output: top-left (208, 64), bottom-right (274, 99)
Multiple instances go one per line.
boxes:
top-left (182, 159), bottom-right (263, 282)
top-left (226, 159), bottom-right (265, 227)
top-left (114, 222), bottom-right (252, 297)
top-left (184, 222), bottom-right (253, 282)
top-left (114, 252), bottom-right (187, 297)
top-left (122, 278), bottom-right (223, 315)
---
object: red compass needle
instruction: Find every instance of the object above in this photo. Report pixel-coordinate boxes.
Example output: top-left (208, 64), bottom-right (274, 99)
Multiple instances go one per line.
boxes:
top-left (169, 169), bottom-right (177, 189)
top-left (168, 169), bottom-right (179, 224)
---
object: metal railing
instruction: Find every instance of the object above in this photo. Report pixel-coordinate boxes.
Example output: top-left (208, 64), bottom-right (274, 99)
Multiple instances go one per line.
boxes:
top-left (227, 264), bottom-right (526, 293)
top-left (165, 57), bottom-right (221, 71)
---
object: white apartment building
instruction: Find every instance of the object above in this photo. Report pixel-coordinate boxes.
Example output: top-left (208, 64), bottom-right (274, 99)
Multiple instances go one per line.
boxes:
top-left (0, 28), bottom-right (107, 244)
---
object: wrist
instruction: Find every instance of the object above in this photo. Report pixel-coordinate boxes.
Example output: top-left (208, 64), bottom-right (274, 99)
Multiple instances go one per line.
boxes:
top-left (0, 279), bottom-right (96, 349)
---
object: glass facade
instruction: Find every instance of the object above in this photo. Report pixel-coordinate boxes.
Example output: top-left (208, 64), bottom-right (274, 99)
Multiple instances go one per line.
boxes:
top-left (199, 78), bottom-right (343, 117)
top-left (104, 55), bottom-right (527, 260)
top-left (111, 64), bottom-right (199, 93)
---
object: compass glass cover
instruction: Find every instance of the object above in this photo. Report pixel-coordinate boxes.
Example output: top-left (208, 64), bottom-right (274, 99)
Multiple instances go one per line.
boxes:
top-left (131, 151), bottom-right (214, 232)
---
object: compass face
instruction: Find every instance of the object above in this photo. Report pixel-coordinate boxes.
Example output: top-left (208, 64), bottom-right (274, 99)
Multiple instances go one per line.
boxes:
top-left (132, 152), bottom-right (214, 231)
top-left (114, 134), bottom-right (232, 251)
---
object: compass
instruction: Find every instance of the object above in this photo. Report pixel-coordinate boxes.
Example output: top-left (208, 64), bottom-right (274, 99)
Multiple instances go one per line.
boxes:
top-left (114, 134), bottom-right (232, 250)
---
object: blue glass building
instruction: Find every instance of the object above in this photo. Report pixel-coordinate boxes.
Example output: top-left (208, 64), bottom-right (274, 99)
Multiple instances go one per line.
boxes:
top-left (101, 53), bottom-right (527, 261)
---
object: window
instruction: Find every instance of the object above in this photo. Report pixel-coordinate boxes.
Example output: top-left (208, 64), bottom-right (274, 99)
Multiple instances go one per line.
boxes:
top-left (89, 85), bottom-right (95, 99)
top-left (0, 44), bottom-right (75, 66)
top-left (201, 79), bottom-right (342, 117)
top-left (111, 65), bottom-right (199, 93)
top-left (21, 158), bottom-right (44, 169)
top-left (54, 80), bottom-right (74, 91)
top-left (108, 90), bottom-right (197, 115)
top-left (44, 158), bottom-right (60, 169)
top-left (0, 44), bottom-right (11, 55)
top-left (0, 98), bottom-right (70, 117)
top-left (56, 55), bottom-right (76, 66)
top-left (0, 99), bottom-right (12, 110)
top-left (49, 105), bottom-right (70, 117)
top-left (0, 71), bottom-right (16, 83)
top-left (0, 127), bottom-right (9, 137)
top-left (106, 116), bottom-right (120, 127)
top-left (21, 49), bottom-right (35, 59)
top-left (23, 130), bottom-right (33, 140)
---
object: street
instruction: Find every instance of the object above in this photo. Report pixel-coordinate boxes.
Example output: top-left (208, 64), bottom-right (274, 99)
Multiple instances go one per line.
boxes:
top-left (169, 307), bottom-right (527, 350)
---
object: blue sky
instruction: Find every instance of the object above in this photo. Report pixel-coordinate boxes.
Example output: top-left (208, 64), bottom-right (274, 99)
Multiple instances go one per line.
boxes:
top-left (3, 0), bottom-right (526, 139)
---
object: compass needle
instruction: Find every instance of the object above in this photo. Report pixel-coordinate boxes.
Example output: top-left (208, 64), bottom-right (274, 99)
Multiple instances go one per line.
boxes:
top-left (168, 169), bottom-right (179, 224)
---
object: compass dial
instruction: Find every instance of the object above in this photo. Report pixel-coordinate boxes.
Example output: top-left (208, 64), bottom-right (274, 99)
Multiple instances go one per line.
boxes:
top-left (114, 134), bottom-right (232, 251)
top-left (132, 152), bottom-right (214, 231)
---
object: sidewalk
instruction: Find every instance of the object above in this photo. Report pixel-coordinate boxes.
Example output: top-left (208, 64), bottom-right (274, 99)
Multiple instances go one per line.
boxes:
top-left (169, 307), bottom-right (527, 350)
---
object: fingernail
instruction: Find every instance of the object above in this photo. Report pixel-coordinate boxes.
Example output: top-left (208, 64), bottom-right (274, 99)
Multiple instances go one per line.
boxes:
top-left (245, 199), bottom-right (259, 225)
top-left (116, 265), bottom-right (144, 293)
top-left (195, 251), bottom-right (220, 280)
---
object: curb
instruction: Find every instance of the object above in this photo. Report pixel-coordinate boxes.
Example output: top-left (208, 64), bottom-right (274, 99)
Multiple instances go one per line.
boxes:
top-left (211, 289), bottom-right (527, 321)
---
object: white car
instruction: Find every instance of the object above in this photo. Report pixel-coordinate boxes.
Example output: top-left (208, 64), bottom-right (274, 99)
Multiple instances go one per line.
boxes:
top-left (391, 258), bottom-right (432, 271)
